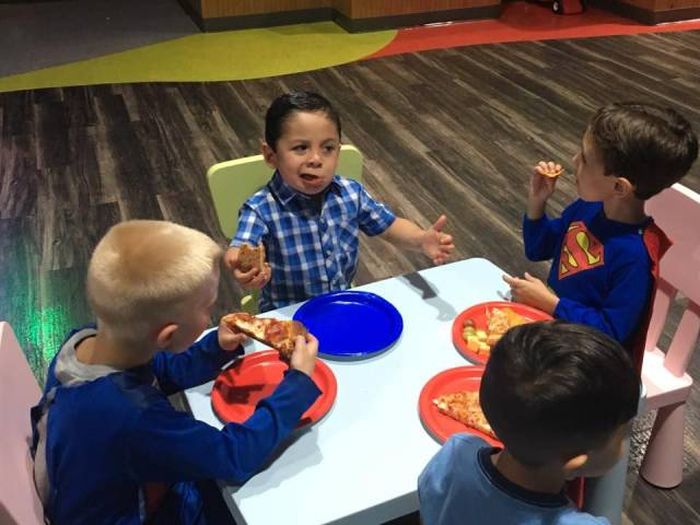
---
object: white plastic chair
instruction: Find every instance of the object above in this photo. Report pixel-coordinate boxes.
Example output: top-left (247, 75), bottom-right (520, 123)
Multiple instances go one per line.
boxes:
top-left (584, 183), bottom-right (700, 522)
top-left (0, 322), bottom-right (44, 524)
top-left (639, 183), bottom-right (700, 488)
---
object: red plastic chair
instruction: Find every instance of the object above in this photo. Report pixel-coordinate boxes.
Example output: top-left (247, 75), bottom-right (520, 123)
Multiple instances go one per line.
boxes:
top-left (640, 183), bottom-right (700, 488)
top-left (0, 321), bottom-right (44, 524)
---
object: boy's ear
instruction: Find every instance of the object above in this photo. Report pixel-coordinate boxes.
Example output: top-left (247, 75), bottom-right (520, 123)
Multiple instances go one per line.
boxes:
top-left (613, 176), bottom-right (636, 198)
top-left (155, 323), bottom-right (179, 350)
top-left (562, 453), bottom-right (588, 477)
top-left (261, 142), bottom-right (277, 169)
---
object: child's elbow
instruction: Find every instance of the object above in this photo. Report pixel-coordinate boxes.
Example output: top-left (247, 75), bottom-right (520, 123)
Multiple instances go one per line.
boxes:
top-left (524, 247), bottom-right (542, 261)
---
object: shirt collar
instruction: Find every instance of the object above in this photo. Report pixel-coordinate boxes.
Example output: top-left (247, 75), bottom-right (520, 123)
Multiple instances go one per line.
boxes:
top-left (477, 447), bottom-right (570, 508)
top-left (269, 170), bottom-right (342, 206)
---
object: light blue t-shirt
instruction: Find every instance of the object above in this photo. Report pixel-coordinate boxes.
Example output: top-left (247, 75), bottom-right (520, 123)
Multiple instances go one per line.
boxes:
top-left (418, 434), bottom-right (610, 525)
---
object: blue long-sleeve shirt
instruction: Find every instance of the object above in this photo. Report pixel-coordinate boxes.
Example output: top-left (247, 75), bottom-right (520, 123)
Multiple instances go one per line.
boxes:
top-left (523, 199), bottom-right (653, 347)
top-left (31, 327), bottom-right (321, 525)
top-left (418, 434), bottom-right (608, 525)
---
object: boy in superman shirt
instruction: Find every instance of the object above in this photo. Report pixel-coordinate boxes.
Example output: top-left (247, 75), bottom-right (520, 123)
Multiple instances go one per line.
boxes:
top-left (30, 220), bottom-right (320, 525)
top-left (504, 102), bottom-right (697, 371)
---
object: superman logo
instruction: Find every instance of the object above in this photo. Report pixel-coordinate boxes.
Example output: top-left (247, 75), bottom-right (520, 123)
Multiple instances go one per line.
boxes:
top-left (558, 221), bottom-right (604, 279)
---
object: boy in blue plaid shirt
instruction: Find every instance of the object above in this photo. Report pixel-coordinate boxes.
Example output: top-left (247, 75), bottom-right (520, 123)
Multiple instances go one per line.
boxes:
top-left (224, 91), bottom-right (455, 312)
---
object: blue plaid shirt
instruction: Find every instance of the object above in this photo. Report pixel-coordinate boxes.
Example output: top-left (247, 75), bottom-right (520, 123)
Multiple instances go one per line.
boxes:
top-left (231, 171), bottom-right (396, 312)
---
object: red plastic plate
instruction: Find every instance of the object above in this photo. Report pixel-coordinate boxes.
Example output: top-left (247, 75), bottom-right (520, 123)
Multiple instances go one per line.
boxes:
top-left (212, 350), bottom-right (337, 427)
top-left (418, 366), bottom-right (502, 446)
top-left (452, 301), bottom-right (552, 365)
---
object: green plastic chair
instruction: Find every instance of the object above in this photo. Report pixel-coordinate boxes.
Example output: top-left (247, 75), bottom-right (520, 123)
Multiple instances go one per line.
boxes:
top-left (208, 144), bottom-right (364, 312)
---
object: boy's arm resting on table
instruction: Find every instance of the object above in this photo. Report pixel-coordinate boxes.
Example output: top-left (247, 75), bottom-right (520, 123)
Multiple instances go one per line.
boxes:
top-left (151, 330), bottom-right (242, 394)
top-left (554, 260), bottom-right (652, 345)
top-left (128, 369), bottom-right (321, 484)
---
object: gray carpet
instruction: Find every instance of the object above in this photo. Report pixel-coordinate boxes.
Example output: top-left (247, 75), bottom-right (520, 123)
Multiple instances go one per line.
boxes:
top-left (0, 0), bottom-right (198, 77)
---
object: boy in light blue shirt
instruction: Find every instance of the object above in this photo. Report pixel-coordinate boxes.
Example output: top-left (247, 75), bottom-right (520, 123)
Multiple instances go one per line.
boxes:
top-left (418, 321), bottom-right (640, 525)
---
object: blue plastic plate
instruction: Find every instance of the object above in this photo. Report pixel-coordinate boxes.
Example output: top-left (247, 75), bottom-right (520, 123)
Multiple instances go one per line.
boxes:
top-left (293, 291), bottom-right (403, 359)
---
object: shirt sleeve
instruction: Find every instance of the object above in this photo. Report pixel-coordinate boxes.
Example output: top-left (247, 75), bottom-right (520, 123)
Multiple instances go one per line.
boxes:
top-left (356, 184), bottom-right (396, 236)
top-left (150, 330), bottom-right (242, 394)
top-left (522, 214), bottom-right (564, 261)
top-left (127, 369), bottom-right (322, 484)
top-left (554, 255), bottom-right (652, 346)
top-left (522, 201), bottom-right (584, 261)
top-left (231, 204), bottom-right (269, 247)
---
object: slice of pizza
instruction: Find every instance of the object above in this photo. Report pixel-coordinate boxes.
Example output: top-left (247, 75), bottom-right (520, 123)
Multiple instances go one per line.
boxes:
top-left (222, 312), bottom-right (308, 359)
top-left (237, 243), bottom-right (266, 272)
top-left (538, 164), bottom-right (565, 179)
top-left (485, 307), bottom-right (529, 347)
top-left (433, 391), bottom-right (497, 439)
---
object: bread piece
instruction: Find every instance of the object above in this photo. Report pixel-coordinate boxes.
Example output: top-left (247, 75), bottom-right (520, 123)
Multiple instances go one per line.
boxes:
top-left (238, 243), bottom-right (266, 272)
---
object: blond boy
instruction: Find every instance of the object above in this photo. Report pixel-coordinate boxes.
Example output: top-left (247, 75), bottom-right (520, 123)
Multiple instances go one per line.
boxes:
top-left (30, 220), bottom-right (320, 525)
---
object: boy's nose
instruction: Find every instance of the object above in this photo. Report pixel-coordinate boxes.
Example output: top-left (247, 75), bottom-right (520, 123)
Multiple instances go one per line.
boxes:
top-left (308, 151), bottom-right (322, 165)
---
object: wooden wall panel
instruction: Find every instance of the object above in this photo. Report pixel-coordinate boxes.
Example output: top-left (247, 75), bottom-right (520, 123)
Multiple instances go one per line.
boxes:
top-left (617, 0), bottom-right (700, 11)
top-left (617, 0), bottom-right (654, 8)
top-left (592, 0), bottom-right (700, 23)
top-left (199, 0), bottom-right (498, 19)
top-left (333, 0), bottom-right (353, 17)
top-left (341, 0), bottom-right (497, 18)
top-left (655, 0), bottom-right (700, 8)
top-left (201, 0), bottom-right (327, 19)
top-left (178, 0), bottom-right (201, 16)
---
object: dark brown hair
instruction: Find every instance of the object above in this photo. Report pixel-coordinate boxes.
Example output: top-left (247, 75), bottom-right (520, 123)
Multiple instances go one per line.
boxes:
top-left (588, 102), bottom-right (697, 199)
top-left (480, 321), bottom-right (639, 466)
top-left (265, 91), bottom-right (341, 151)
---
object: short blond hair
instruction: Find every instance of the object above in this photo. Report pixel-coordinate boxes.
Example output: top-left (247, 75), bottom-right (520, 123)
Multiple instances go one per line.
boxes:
top-left (87, 220), bottom-right (223, 344)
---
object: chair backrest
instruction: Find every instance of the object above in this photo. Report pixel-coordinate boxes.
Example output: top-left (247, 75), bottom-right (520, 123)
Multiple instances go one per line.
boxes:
top-left (207, 144), bottom-right (364, 239)
top-left (644, 184), bottom-right (700, 376)
top-left (0, 322), bottom-right (44, 524)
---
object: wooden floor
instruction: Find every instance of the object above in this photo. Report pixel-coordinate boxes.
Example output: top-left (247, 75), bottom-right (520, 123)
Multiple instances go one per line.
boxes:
top-left (1, 30), bottom-right (699, 524)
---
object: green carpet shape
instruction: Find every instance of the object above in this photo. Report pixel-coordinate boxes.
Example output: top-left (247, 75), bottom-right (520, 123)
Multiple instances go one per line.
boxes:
top-left (0, 22), bottom-right (396, 93)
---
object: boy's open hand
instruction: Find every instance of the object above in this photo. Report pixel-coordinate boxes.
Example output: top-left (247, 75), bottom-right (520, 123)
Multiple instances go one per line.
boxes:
top-left (224, 247), bottom-right (272, 290)
top-left (502, 272), bottom-right (559, 315)
top-left (217, 317), bottom-right (248, 351)
top-left (421, 215), bottom-right (455, 265)
top-left (290, 333), bottom-right (318, 377)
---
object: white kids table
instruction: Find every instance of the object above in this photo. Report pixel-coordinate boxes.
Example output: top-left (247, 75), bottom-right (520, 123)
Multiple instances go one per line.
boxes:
top-left (185, 258), bottom-right (513, 525)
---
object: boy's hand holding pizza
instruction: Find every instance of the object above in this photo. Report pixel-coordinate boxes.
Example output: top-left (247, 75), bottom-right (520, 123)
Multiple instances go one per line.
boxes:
top-left (289, 333), bottom-right (318, 377)
top-left (222, 313), bottom-right (318, 377)
top-left (217, 319), bottom-right (249, 351)
top-left (224, 243), bottom-right (272, 290)
top-left (528, 161), bottom-right (564, 220)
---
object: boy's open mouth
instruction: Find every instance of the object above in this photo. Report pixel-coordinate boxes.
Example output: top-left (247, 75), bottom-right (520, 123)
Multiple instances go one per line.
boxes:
top-left (300, 173), bottom-right (320, 181)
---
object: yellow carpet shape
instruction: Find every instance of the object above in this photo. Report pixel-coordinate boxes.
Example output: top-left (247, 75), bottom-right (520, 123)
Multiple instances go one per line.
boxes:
top-left (0, 22), bottom-right (395, 93)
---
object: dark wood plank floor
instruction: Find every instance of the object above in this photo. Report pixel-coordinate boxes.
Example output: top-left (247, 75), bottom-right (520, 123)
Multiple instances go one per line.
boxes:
top-left (1, 30), bottom-right (700, 525)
